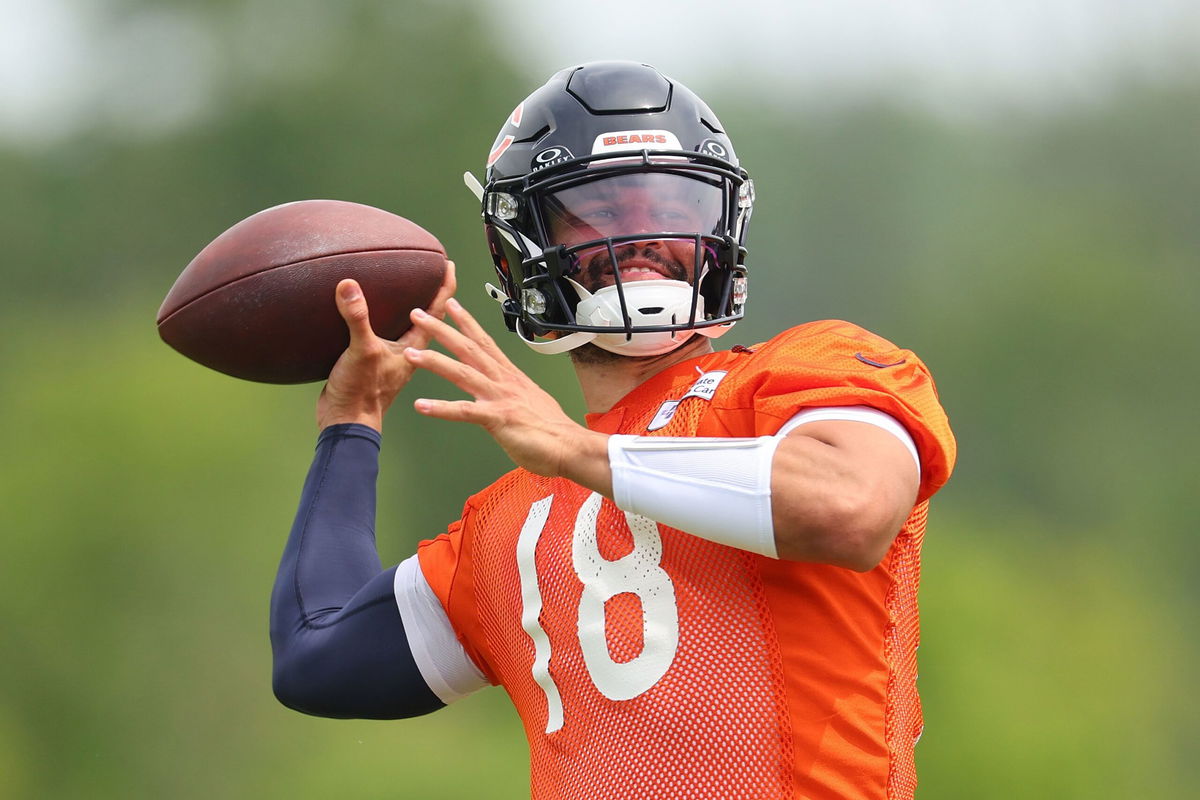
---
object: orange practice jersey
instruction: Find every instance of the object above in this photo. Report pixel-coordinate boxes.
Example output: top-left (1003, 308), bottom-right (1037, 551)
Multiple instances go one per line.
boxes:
top-left (417, 321), bottom-right (956, 800)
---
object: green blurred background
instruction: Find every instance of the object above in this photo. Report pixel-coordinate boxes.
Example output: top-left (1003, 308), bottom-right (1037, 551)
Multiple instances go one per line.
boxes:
top-left (2, 0), bottom-right (1197, 797)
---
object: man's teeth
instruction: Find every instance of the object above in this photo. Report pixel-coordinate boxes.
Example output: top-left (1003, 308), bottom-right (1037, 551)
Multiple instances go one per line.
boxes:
top-left (619, 267), bottom-right (659, 275)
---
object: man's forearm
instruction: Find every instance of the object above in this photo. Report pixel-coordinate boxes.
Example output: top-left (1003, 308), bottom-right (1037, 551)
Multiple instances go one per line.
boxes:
top-left (271, 423), bottom-right (385, 626)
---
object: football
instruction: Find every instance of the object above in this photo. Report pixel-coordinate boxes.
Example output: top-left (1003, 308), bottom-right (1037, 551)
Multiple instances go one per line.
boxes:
top-left (157, 199), bottom-right (447, 384)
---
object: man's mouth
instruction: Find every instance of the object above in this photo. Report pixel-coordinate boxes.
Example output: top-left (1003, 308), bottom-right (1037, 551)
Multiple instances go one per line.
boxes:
top-left (581, 246), bottom-right (687, 290)
top-left (613, 261), bottom-right (672, 282)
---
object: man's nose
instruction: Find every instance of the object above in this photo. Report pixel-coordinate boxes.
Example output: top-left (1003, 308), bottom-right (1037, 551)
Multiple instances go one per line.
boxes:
top-left (623, 238), bottom-right (667, 257)
top-left (623, 208), bottom-right (659, 235)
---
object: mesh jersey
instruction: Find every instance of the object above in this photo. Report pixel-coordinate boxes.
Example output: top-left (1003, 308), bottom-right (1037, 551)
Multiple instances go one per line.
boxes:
top-left (416, 321), bottom-right (956, 800)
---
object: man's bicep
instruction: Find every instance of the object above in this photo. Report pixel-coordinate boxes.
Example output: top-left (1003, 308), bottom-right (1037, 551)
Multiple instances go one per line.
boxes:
top-left (769, 408), bottom-right (921, 567)
top-left (271, 566), bottom-right (447, 720)
top-left (778, 406), bottom-right (920, 478)
top-left (785, 415), bottom-right (920, 534)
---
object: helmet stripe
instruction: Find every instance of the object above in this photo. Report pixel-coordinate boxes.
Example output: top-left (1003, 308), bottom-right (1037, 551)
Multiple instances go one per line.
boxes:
top-left (487, 135), bottom-right (515, 168)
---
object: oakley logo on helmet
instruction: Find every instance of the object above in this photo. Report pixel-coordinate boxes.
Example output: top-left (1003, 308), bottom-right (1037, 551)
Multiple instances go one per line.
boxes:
top-left (699, 139), bottom-right (729, 159)
top-left (592, 130), bottom-right (682, 155)
top-left (531, 146), bottom-right (574, 172)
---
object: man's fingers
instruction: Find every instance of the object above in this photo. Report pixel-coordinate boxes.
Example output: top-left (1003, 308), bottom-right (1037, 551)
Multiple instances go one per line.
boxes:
top-left (394, 261), bottom-right (458, 352)
top-left (445, 297), bottom-right (511, 365)
top-left (413, 397), bottom-right (486, 424)
top-left (426, 260), bottom-right (458, 318)
top-left (404, 346), bottom-right (493, 395)
top-left (335, 279), bottom-right (377, 348)
top-left (410, 306), bottom-right (504, 379)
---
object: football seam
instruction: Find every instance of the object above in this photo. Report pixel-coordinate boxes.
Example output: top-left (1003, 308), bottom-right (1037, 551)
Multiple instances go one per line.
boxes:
top-left (157, 247), bottom-right (446, 325)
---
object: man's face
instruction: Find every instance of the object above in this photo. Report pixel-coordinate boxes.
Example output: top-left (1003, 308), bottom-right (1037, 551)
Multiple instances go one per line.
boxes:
top-left (543, 172), bottom-right (723, 292)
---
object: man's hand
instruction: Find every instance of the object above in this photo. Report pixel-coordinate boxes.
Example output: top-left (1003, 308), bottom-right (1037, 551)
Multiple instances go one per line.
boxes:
top-left (316, 261), bottom-right (458, 431)
top-left (402, 299), bottom-right (612, 491)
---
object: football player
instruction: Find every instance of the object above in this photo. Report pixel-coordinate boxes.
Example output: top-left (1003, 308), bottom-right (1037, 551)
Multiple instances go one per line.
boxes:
top-left (271, 61), bottom-right (956, 800)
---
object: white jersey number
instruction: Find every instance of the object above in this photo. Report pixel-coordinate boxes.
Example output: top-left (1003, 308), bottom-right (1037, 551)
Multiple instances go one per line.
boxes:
top-left (516, 492), bottom-right (679, 733)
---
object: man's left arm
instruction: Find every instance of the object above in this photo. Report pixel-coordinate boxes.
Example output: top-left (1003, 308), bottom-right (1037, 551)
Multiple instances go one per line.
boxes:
top-left (398, 301), bottom-right (922, 570)
top-left (596, 416), bottom-right (918, 570)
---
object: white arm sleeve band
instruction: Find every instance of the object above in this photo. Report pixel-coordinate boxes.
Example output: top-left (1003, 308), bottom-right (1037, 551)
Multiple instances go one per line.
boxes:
top-left (608, 405), bottom-right (921, 560)
top-left (393, 555), bottom-right (488, 704)
top-left (609, 435), bottom-right (783, 558)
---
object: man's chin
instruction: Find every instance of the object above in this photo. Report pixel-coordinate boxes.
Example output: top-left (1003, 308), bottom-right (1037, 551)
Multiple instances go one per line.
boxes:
top-left (566, 342), bottom-right (624, 365)
top-left (566, 334), bottom-right (703, 365)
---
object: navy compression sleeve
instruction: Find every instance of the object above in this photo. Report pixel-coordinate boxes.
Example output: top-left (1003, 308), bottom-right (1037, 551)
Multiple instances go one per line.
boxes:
top-left (269, 423), bottom-right (444, 719)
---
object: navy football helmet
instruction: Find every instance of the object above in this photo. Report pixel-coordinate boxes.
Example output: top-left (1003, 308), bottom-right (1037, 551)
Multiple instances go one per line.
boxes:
top-left (466, 61), bottom-right (754, 356)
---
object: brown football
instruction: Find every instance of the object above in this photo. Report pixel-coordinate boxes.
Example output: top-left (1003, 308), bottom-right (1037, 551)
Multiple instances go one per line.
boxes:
top-left (157, 199), bottom-right (447, 384)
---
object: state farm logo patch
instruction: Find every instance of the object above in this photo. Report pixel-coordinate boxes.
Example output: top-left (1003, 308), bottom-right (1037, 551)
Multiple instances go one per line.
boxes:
top-left (645, 370), bottom-right (728, 431)
top-left (591, 129), bottom-right (682, 155)
top-left (681, 370), bottom-right (728, 402)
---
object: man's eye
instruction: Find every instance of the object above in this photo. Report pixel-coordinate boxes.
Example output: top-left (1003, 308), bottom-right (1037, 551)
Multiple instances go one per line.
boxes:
top-left (579, 208), bottom-right (617, 221)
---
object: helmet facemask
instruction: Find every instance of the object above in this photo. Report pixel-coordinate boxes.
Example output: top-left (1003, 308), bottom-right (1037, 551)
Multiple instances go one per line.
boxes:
top-left (483, 152), bottom-right (753, 356)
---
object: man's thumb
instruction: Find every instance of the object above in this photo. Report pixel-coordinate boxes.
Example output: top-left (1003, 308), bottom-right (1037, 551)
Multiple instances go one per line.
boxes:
top-left (335, 279), bottom-right (373, 342)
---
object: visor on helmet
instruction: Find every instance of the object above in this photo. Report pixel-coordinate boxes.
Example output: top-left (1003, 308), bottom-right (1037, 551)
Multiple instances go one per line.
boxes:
top-left (538, 171), bottom-right (726, 297)
top-left (543, 172), bottom-right (726, 246)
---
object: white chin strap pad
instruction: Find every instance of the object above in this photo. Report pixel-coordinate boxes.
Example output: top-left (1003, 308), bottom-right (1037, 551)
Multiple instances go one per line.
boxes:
top-left (577, 280), bottom-right (729, 357)
top-left (494, 277), bottom-right (736, 358)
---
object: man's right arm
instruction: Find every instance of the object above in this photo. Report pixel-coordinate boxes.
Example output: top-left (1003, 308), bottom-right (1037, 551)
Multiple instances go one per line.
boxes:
top-left (269, 423), bottom-right (444, 719)
top-left (271, 269), bottom-right (486, 717)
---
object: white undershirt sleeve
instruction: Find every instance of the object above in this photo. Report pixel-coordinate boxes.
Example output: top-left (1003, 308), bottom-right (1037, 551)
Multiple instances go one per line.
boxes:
top-left (778, 405), bottom-right (920, 477)
top-left (392, 555), bottom-right (489, 704)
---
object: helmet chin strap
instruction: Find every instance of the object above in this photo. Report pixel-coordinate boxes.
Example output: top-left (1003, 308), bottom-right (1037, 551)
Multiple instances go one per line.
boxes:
top-left (520, 329), bottom-right (597, 355)
top-left (463, 171), bottom-right (485, 201)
